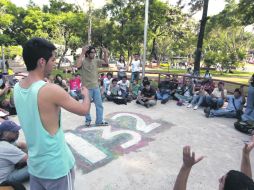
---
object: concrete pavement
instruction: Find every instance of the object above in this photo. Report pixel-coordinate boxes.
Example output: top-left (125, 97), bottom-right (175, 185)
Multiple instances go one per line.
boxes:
top-left (12, 100), bottom-right (254, 190)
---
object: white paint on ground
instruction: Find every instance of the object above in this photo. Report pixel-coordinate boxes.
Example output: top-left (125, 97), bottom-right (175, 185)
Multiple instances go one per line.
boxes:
top-left (82, 125), bottom-right (142, 149)
top-left (111, 113), bottom-right (161, 133)
top-left (65, 132), bottom-right (107, 164)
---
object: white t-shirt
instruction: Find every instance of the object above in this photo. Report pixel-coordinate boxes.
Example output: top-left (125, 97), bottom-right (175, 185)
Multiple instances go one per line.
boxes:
top-left (116, 61), bottom-right (127, 72)
top-left (212, 88), bottom-right (227, 98)
top-left (0, 141), bottom-right (26, 183)
top-left (131, 60), bottom-right (141, 72)
top-left (117, 80), bottom-right (130, 92)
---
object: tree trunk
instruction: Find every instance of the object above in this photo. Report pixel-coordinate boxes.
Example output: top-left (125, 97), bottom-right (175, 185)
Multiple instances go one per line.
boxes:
top-left (194, 0), bottom-right (209, 75)
top-left (58, 46), bottom-right (68, 69)
top-left (150, 38), bottom-right (157, 59)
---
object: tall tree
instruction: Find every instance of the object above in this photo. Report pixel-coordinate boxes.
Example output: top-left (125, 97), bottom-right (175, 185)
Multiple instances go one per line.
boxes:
top-left (238, 0), bottom-right (254, 25)
top-left (177, 0), bottom-right (209, 74)
top-left (193, 0), bottom-right (209, 74)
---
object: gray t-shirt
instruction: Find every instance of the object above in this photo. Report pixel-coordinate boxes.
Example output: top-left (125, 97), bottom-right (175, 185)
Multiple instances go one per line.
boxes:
top-left (0, 141), bottom-right (25, 183)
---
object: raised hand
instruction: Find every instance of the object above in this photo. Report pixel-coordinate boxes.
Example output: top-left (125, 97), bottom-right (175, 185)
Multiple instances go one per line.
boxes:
top-left (82, 46), bottom-right (89, 55)
top-left (243, 136), bottom-right (254, 156)
top-left (102, 47), bottom-right (109, 54)
top-left (183, 146), bottom-right (204, 169)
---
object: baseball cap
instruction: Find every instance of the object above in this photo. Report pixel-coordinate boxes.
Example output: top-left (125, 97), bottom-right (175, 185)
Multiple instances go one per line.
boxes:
top-left (0, 120), bottom-right (21, 132)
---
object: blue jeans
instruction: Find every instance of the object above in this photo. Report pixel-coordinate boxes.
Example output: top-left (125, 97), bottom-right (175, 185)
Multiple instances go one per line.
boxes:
top-left (156, 90), bottom-right (171, 101)
top-left (174, 93), bottom-right (192, 102)
top-left (131, 72), bottom-right (140, 82)
top-left (242, 85), bottom-right (254, 122)
top-left (191, 95), bottom-right (205, 106)
top-left (206, 96), bottom-right (224, 109)
top-left (6, 166), bottom-right (29, 183)
top-left (210, 109), bottom-right (236, 118)
top-left (85, 87), bottom-right (104, 124)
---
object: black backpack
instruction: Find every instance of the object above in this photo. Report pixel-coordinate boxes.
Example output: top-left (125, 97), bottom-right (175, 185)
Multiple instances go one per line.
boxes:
top-left (234, 121), bottom-right (254, 135)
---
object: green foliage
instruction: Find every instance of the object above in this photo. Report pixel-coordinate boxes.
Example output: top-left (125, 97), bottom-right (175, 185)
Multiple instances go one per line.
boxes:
top-left (0, 46), bottom-right (22, 59)
top-left (204, 26), bottom-right (252, 70)
top-left (238, 0), bottom-right (254, 25)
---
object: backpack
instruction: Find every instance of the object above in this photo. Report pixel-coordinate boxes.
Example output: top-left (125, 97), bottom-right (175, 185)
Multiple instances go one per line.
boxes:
top-left (113, 97), bottom-right (127, 105)
top-left (234, 121), bottom-right (254, 135)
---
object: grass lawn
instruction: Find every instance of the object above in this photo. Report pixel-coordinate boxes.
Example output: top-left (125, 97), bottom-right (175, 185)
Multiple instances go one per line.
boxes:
top-left (51, 66), bottom-right (253, 85)
top-left (151, 67), bottom-right (253, 85)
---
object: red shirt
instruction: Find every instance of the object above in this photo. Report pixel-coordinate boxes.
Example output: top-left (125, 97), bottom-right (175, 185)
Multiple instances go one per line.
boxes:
top-left (69, 78), bottom-right (81, 90)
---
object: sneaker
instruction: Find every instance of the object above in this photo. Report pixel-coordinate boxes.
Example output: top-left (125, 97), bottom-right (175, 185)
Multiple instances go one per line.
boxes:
top-left (193, 105), bottom-right (199, 110)
top-left (204, 107), bottom-right (210, 113)
top-left (205, 108), bottom-right (211, 118)
top-left (161, 99), bottom-right (167, 104)
top-left (187, 104), bottom-right (192, 108)
top-left (145, 104), bottom-right (150, 108)
top-left (85, 121), bottom-right (91, 127)
top-left (96, 122), bottom-right (109, 126)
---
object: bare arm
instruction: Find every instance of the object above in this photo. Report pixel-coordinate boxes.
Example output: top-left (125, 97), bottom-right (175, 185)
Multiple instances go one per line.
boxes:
top-left (241, 137), bottom-right (254, 178)
top-left (76, 46), bottom-right (88, 68)
top-left (48, 84), bottom-right (90, 116)
top-left (221, 87), bottom-right (226, 99)
top-left (102, 48), bottom-right (109, 65)
top-left (173, 146), bottom-right (204, 190)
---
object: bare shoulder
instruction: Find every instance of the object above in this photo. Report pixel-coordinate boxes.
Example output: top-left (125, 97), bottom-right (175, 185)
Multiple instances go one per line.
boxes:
top-left (39, 83), bottom-right (67, 100)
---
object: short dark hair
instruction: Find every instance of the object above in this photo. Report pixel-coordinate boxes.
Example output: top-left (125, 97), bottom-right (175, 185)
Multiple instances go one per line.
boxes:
top-left (122, 76), bottom-right (127, 80)
top-left (85, 46), bottom-right (96, 57)
top-left (218, 81), bottom-right (224, 86)
top-left (22, 38), bottom-right (56, 71)
top-left (112, 78), bottom-right (118, 83)
top-left (234, 88), bottom-right (241, 95)
top-left (143, 81), bottom-right (150, 86)
top-left (224, 170), bottom-right (254, 190)
top-left (106, 72), bottom-right (113, 78)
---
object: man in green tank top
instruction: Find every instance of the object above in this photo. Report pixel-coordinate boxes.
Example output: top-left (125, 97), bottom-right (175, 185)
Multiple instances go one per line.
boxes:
top-left (14, 38), bottom-right (90, 190)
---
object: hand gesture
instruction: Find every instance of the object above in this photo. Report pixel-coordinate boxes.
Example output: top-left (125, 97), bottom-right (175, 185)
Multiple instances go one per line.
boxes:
top-left (240, 85), bottom-right (244, 92)
top-left (183, 146), bottom-right (204, 169)
top-left (243, 136), bottom-right (254, 156)
top-left (82, 46), bottom-right (89, 55)
top-left (102, 47), bottom-right (109, 54)
top-left (81, 86), bottom-right (89, 98)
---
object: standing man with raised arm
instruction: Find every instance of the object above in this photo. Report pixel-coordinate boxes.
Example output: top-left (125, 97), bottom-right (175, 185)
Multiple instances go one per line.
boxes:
top-left (76, 46), bottom-right (109, 127)
top-left (14, 38), bottom-right (90, 190)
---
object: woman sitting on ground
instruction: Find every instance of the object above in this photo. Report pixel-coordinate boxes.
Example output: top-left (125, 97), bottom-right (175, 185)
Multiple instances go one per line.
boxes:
top-left (174, 77), bottom-right (195, 104)
top-left (54, 74), bottom-right (68, 91)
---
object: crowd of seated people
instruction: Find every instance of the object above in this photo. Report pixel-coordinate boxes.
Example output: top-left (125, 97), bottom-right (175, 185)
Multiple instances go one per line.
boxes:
top-left (0, 73), bottom-right (28, 189)
top-left (49, 70), bottom-right (254, 133)
top-left (1, 66), bottom-right (253, 189)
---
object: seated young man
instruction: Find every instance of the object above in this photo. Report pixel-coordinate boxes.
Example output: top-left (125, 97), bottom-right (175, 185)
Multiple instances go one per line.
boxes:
top-left (129, 79), bottom-right (141, 100)
top-left (205, 81), bottom-right (227, 109)
top-left (156, 75), bottom-right (172, 104)
top-left (169, 75), bottom-right (179, 98)
top-left (173, 137), bottom-right (254, 190)
top-left (239, 74), bottom-right (254, 126)
top-left (69, 74), bottom-right (82, 100)
top-left (103, 72), bottom-right (113, 93)
top-left (187, 85), bottom-right (208, 110)
top-left (205, 88), bottom-right (245, 118)
top-left (0, 121), bottom-right (29, 184)
top-left (174, 78), bottom-right (194, 103)
top-left (117, 76), bottom-right (131, 101)
top-left (136, 81), bottom-right (156, 108)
